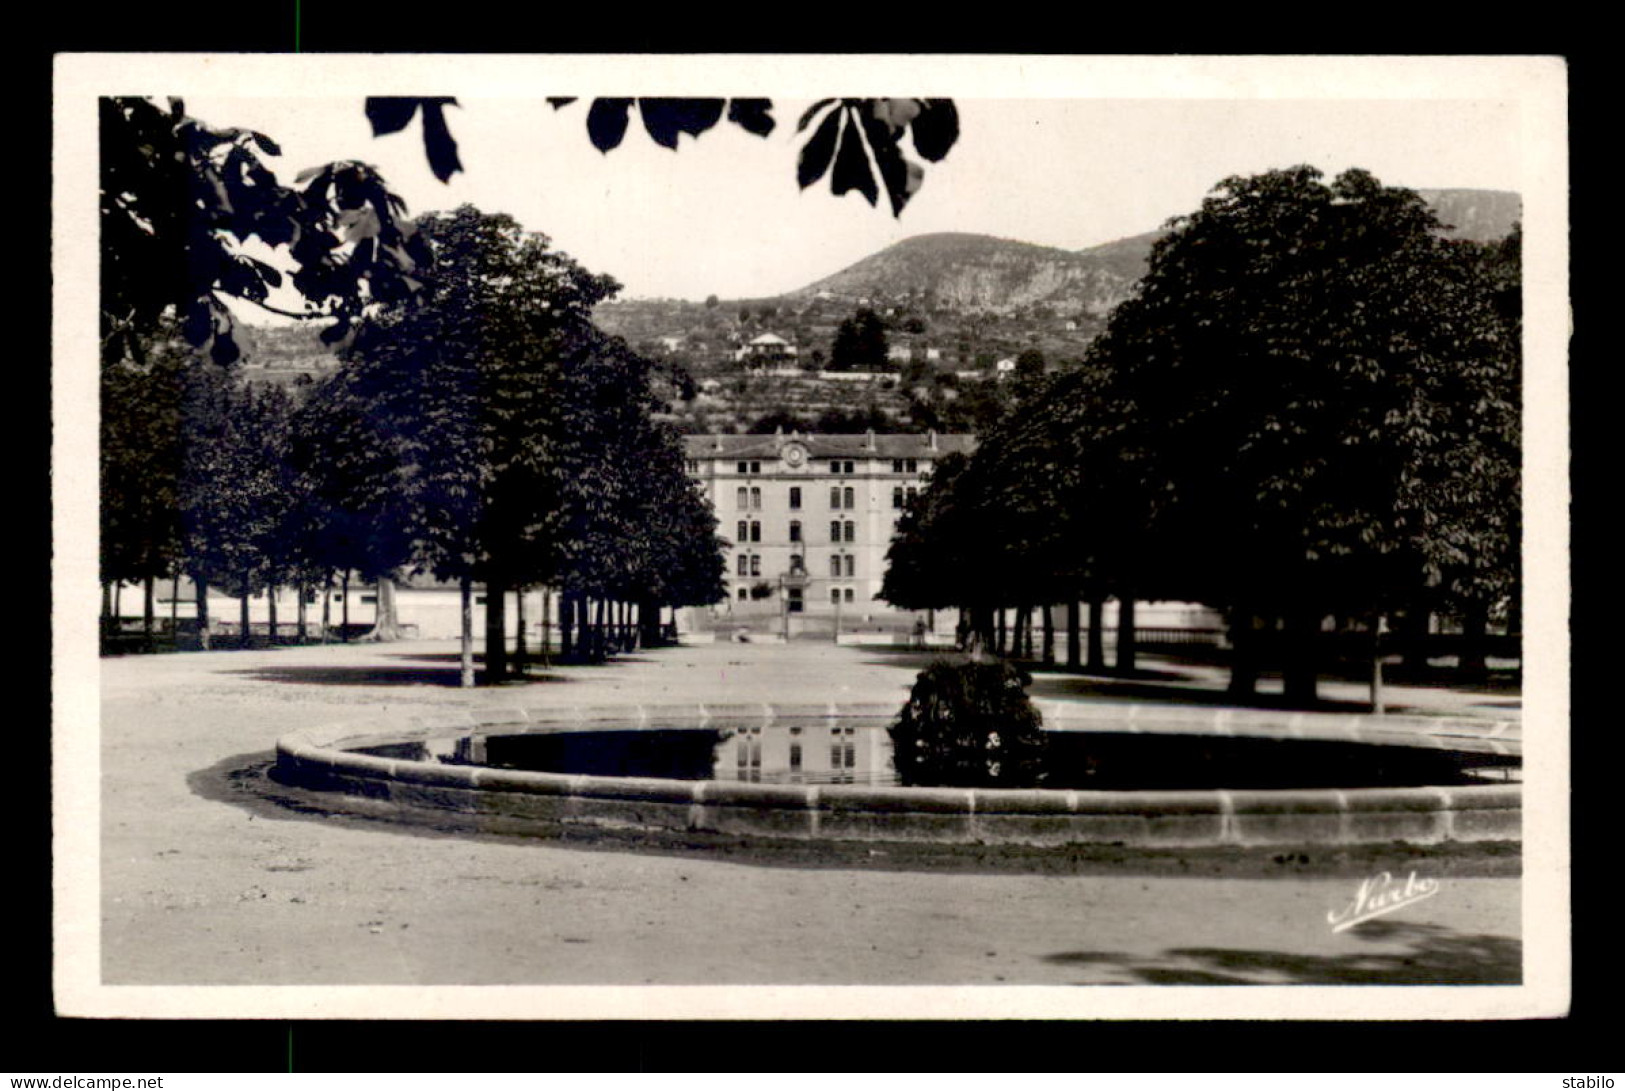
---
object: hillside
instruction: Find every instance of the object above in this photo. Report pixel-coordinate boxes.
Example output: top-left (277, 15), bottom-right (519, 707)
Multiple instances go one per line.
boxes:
top-left (779, 188), bottom-right (1519, 319)
top-left (788, 231), bottom-right (1150, 318)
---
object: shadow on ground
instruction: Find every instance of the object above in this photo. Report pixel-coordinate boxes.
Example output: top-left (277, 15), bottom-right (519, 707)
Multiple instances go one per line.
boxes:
top-left (387, 652), bottom-right (657, 669)
top-left (1043, 919), bottom-right (1521, 984)
top-left (226, 664), bottom-right (568, 687)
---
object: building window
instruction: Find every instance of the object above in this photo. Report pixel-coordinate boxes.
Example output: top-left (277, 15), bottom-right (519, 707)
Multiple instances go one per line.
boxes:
top-left (906, 458), bottom-right (918, 472)
top-left (892, 487), bottom-right (904, 509)
top-left (750, 521), bottom-right (761, 543)
top-left (737, 520), bottom-right (748, 542)
top-left (892, 459), bottom-right (904, 473)
top-left (829, 555), bottom-right (842, 578)
top-left (843, 521), bottom-right (855, 543)
top-left (829, 461), bottom-right (840, 474)
top-left (829, 521), bottom-right (841, 543)
top-left (737, 461), bottom-right (748, 474)
top-left (843, 486), bottom-right (855, 509)
top-left (789, 486), bottom-right (801, 509)
top-left (789, 520), bottom-right (802, 543)
top-left (737, 554), bottom-right (749, 577)
top-left (829, 486), bottom-right (841, 509)
top-left (844, 554), bottom-right (856, 577)
top-left (736, 486), bottom-right (748, 509)
top-left (788, 588), bottom-right (803, 613)
top-left (843, 460), bottom-right (855, 473)
top-left (790, 553), bottom-right (804, 573)
top-left (830, 588), bottom-right (842, 604)
top-left (738, 587), bottom-right (748, 601)
top-left (844, 587), bottom-right (855, 602)
top-left (750, 486), bottom-right (762, 509)
top-left (750, 460), bottom-right (761, 474)
top-left (750, 555), bottom-right (762, 577)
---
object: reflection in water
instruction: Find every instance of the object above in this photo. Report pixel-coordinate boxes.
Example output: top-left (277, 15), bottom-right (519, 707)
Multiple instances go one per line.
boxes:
top-left (722, 723), bottom-right (882, 785)
top-left (405, 721), bottom-right (1519, 791)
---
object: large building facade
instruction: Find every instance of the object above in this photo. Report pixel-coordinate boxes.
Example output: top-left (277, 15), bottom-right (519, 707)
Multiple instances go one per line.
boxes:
top-left (683, 431), bottom-right (975, 633)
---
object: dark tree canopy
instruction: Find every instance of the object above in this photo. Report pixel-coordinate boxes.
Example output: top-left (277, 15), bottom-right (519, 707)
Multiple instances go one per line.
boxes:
top-left (830, 307), bottom-right (891, 371)
top-left (882, 166), bottom-right (1520, 695)
top-left (1092, 166), bottom-right (1520, 622)
top-left (100, 97), bottom-right (432, 366)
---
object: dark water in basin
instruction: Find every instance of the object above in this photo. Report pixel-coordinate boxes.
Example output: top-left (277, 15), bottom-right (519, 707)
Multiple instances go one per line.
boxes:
top-left (354, 722), bottom-right (1520, 791)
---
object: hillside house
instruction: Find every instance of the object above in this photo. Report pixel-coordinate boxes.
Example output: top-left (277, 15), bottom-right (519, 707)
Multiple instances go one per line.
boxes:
top-left (734, 333), bottom-right (800, 368)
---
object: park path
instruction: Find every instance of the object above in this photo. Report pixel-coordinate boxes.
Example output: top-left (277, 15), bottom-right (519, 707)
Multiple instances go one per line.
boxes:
top-left (81, 638), bottom-right (1526, 1012)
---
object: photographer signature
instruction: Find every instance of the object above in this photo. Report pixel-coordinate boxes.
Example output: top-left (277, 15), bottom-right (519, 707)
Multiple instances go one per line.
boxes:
top-left (1327, 870), bottom-right (1439, 933)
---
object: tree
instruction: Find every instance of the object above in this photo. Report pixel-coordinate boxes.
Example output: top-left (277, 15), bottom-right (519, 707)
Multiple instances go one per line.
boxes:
top-left (177, 372), bottom-right (294, 649)
top-left (1090, 166), bottom-right (1520, 702)
top-left (336, 205), bottom-right (619, 682)
top-left (100, 328), bottom-right (187, 645)
top-left (100, 97), bottom-right (431, 367)
top-left (830, 307), bottom-right (890, 371)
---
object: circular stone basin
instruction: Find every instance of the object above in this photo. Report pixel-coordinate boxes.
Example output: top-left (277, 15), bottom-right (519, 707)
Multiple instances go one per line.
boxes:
top-left (275, 701), bottom-right (1521, 849)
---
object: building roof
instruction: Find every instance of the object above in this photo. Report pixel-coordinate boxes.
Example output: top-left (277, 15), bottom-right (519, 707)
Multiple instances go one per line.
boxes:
top-left (683, 432), bottom-right (976, 461)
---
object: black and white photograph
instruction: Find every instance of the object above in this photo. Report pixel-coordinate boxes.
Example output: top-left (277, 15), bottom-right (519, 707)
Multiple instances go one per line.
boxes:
top-left (52, 54), bottom-right (1569, 1021)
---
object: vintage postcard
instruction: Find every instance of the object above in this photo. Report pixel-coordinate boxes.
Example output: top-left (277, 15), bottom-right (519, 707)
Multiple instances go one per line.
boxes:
top-left (53, 53), bottom-right (1569, 1020)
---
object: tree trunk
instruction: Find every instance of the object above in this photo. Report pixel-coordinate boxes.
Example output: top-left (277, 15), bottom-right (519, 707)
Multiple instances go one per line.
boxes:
top-left (267, 583), bottom-right (278, 645)
top-left (341, 570), bottom-right (351, 641)
top-left (996, 607), bottom-right (1007, 657)
top-left (1458, 602), bottom-right (1490, 684)
top-left (1282, 606), bottom-right (1320, 705)
top-left (459, 576), bottom-right (475, 688)
top-left (320, 575), bottom-right (332, 644)
top-left (195, 573), bottom-right (211, 651)
top-left (239, 581), bottom-right (251, 650)
top-left (541, 588), bottom-right (554, 665)
top-left (1115, 594), bottom-right (1136, 674)
top-left (1228, 608), bottom-right (1259, 698)
top-left (142, 575), bottom-right (155, 649)
top-left (485, 580), bottom-right (509, 682)
top-left (560, 592), bottom-right (574, 659)
top-left (594, 598), bottom-right (609, 661)
top-left (1041, 604), bottom-right (1055, 665)
top-left (368, 574), bottom-right (403, 642)
top-left (639, 597), bottom-right (659, 648)
top-left (1370, 613), bottom-right (1388, 716)
top-left (578, 594), bottom-right (593, 661)
top-left (1065, 600), bottom-right (1081, 670)
top-left (296, 582), bottom-right (308, 644)
top-left (514, 587), bottom-right (528, 676)
top-left (1087, 597), bottom-right (1106, 672)
top-left (170, 573), bottom-right (179, 635)
top-left (1397, 608), bottom-right (1431, 674)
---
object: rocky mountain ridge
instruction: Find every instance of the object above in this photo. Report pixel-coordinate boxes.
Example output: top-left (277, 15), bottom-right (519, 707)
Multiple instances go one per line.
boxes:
top-left (782, 188), bottom-right (1520, 319)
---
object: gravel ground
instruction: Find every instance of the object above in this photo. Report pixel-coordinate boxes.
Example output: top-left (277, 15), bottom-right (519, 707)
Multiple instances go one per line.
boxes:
top-left (83, 637), bottom-right (1526, 1011)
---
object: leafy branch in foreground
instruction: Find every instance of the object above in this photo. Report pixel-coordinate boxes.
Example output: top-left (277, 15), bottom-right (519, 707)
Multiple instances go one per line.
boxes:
top-left (366, 95), bottom-right (960, 217)
top-left (101, 97), bottom-right (433, 366)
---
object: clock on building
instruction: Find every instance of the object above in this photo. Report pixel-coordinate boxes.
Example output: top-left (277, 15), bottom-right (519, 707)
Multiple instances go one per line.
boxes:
top-left (781, 442), bottom-right (807, 468)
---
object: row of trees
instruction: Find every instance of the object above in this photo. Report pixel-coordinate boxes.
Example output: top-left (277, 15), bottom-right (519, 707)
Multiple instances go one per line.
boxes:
top-left (101, 205), bottom-right (727, 684)
top-left (883, 167), bottom-right (1521, 704)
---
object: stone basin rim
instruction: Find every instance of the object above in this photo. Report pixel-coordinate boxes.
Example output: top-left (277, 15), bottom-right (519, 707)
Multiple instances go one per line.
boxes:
top-left (272, 700), bottom-right (1521, 847)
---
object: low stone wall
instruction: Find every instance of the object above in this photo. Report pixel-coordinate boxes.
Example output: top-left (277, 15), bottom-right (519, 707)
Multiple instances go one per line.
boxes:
top-left (275, 701), bottom-right (1520, 849)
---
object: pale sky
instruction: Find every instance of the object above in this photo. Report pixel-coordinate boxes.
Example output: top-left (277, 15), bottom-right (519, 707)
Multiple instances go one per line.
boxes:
top-left (183, 86), bottom-right (1530, 305)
